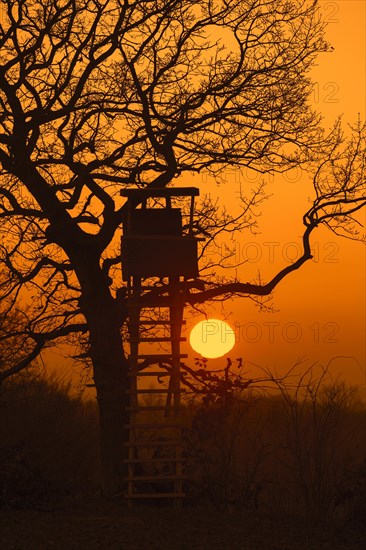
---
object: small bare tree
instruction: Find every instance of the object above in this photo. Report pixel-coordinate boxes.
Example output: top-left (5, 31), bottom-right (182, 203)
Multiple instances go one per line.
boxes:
top-left (181, 358), bottom-right (280, 510)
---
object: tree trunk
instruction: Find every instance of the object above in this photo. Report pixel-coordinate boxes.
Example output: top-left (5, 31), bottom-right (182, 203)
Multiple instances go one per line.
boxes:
top-left (72, 252), bottom-right (130, 496)
top-left (92, 335), bottom-right (130, 497)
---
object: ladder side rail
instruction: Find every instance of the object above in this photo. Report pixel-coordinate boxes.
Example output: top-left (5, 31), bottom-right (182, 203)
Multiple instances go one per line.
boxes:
top-left (126, 276), bottom-right (142, 502)
top-left (169, 276), bottom-right (184, 507)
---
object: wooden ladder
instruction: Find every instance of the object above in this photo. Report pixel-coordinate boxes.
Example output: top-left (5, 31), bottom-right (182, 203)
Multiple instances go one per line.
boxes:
top-left (125, 277), bottom-right (186, 506)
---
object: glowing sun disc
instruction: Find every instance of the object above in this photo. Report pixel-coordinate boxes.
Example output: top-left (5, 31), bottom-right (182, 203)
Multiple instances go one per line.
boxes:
top-left (189, 319), bottom-right (236, 359)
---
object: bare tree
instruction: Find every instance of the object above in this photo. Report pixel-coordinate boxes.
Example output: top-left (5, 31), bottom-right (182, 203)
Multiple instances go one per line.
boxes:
top-left (0, 0), bottom-right (365, 494)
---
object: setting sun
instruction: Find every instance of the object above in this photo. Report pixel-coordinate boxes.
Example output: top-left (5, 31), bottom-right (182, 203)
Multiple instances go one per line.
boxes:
top-left (189, 319), bottom-right (236, 359)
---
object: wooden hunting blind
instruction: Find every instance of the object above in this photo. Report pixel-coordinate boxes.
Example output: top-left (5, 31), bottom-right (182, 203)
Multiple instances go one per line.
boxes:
top-left (121, 187), bottom-right (199, 280)
top-left (120, 187), bottom-right (200, 507)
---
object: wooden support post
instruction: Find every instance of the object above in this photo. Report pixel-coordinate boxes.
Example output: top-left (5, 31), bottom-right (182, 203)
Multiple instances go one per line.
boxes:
top-left (169, 277), bottom-right (184, 508)
top-left (126, 277), bottom-right (141, 507)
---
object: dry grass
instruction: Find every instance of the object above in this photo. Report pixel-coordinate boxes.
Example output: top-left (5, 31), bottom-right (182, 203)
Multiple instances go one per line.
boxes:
top-left (1, 499), bottom-right (365, 550)
top-left (0, 368), bottom-right (365, 550)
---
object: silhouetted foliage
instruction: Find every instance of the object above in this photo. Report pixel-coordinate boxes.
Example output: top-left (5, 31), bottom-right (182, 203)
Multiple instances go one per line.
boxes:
top-left (0, 0), bottom-right (365, 493)
top-left (0, 365), bottom-right (365, 523)
top-left (0, 371), bottom-right (100, 507)
top-left (183, 363), bottom-right (366, 519)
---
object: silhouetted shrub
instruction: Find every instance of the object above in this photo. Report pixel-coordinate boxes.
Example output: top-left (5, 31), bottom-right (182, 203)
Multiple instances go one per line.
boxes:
top-left (183, 367), bottom-right (366, 518)
top-left (1, 364), bottom-right (365, 518)
top-left (334, 457), bottom-right (366, 525)
top-left (0, 371), bottom-right (100, 507)
top-left (0, 443), bottom-right (51, 508)
top-left (184, 392), bottom-right (275, 510)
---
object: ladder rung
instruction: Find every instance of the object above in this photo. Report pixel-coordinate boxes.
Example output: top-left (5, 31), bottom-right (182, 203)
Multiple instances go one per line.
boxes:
top-left (125, 423), bottom-right (183, 429)
top-left (124, 457), bottom-right (184, 464)
top-left (125, 493), bottom-right (185, 499)
top-left (129, 337), bottom-right (186, 343)
top-left (128, 371), bottom-right (171, 377)
top-left (136, 354), bottom-right (188, 359)
top-left (129, 320), bottom-right (186, 326)
top-left (126, 406), bottom-right (172, 411)
top-left (124, 440), bottom-right (181, 447)
top-left (127, 389), bottom-right (185, 394)
top-left (125, 475), bottom-right (186, 482)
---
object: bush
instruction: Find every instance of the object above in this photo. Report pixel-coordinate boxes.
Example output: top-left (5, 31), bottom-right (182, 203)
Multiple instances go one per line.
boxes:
top-left (183, 366), bottom-right (366, 519)
top-left (0, 443), bottom-right (50, 508)
top-left (0, 371), bottom-right (100, 507)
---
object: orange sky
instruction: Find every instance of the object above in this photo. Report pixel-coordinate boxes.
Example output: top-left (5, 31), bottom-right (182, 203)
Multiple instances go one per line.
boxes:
top-left (44, 1), bottom-right (365, 396)
top-left (180, 0), bottom-right (366, 390)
